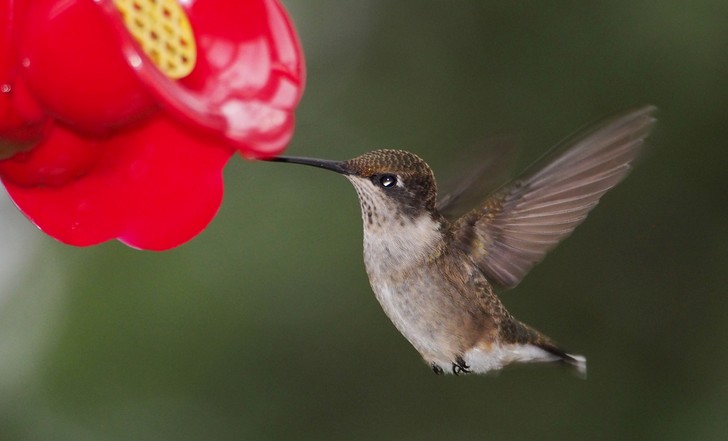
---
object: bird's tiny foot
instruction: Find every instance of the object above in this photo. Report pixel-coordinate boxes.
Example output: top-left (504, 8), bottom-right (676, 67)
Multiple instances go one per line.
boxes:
top-left (452, 356), bottom-right (471, 376)
top-left (431, 363), bottom-right (444, 375)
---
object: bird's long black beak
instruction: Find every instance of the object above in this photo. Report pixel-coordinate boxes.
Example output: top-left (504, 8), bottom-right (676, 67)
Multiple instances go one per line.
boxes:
top-left (267, 156), bottom-right (350, 175)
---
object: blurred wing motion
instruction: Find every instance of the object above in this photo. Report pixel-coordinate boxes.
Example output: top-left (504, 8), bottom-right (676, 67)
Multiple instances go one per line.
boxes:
top-left (451, 106), bottom-right (657, 289)
top-left (436, 136), bottom-right (520, 220)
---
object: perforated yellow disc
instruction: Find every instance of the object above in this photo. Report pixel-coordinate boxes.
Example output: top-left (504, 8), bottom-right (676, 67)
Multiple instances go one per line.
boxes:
top-left (113, 0), bottom-right (197, 79)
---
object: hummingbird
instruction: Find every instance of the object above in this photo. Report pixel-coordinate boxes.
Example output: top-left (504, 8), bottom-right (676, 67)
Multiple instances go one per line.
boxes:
top-left (269, 106), bottom-right (655, 376)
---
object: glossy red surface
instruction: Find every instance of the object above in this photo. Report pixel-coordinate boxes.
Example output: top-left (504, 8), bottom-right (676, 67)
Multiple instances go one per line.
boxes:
top-left (20, 0), bottom-right (156, 133)
top-left (96, 0), bottom-right (305, 156)
top-left (0, 0), bottom-right (305, 249)
top-left (0, 0), bottom-right (47, 155)
top-left (4, 116), bottom-right (231, 250)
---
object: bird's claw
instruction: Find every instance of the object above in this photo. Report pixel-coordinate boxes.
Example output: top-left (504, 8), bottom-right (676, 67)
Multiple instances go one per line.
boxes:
top-left (452, 356), bottom-right (471, 375)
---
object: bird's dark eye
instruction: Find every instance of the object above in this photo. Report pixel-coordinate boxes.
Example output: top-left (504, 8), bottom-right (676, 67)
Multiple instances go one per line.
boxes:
top-left (379, 174), bottom-right (397, 188)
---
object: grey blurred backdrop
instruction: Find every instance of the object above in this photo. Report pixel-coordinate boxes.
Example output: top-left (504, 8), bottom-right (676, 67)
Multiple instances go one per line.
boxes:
top-left (1, 1), bottom-right (727, 440)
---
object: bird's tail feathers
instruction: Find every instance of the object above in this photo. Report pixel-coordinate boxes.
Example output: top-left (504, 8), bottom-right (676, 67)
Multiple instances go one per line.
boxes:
top-left (538, 342), bottom-right (587, 378)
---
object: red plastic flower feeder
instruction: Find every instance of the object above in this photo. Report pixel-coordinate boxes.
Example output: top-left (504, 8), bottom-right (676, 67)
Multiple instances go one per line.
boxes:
top-left (0, 0), bottom-right (304, 250)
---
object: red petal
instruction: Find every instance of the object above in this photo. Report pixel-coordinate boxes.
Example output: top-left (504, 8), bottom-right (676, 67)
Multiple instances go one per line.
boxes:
top-left (18, 0), bottom-right (155, 133)
top-left (3, 116), bottom-right (232, 250)
top-left (102, 0), bottom-right (306, 157)
top-left (0, 0), bottom-right (47, 150)
top-left (0, 123), bottom-right (102, 187)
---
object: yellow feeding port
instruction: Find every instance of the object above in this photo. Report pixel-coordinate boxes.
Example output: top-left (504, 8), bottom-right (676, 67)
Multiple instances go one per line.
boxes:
top-left (113, 0), bottom-right (197, 79)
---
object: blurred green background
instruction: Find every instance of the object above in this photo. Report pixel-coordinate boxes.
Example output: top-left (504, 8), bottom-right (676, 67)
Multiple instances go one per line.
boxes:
top-left (2, 1), bottom-right (727, 440)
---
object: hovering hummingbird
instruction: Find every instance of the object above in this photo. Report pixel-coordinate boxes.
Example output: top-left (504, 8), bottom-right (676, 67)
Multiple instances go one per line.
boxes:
top-left (269, 106), bottom-right (656, 376)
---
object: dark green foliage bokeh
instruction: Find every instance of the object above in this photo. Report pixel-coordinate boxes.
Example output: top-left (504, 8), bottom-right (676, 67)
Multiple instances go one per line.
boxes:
top-left (1, 1), bottom-right (727, 440)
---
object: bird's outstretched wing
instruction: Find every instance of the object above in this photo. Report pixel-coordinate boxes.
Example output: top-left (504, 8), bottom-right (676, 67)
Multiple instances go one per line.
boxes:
top-left (450, 106), bottom-right (656, 289)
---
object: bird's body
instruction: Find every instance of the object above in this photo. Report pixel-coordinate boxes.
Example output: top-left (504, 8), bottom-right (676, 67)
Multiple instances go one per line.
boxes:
top-left (346, 156), bottom-right (585, 375)
top-left (271, 106), bottom-right (656, 376)
top-left (359, 211), bottom-right (569, 374)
